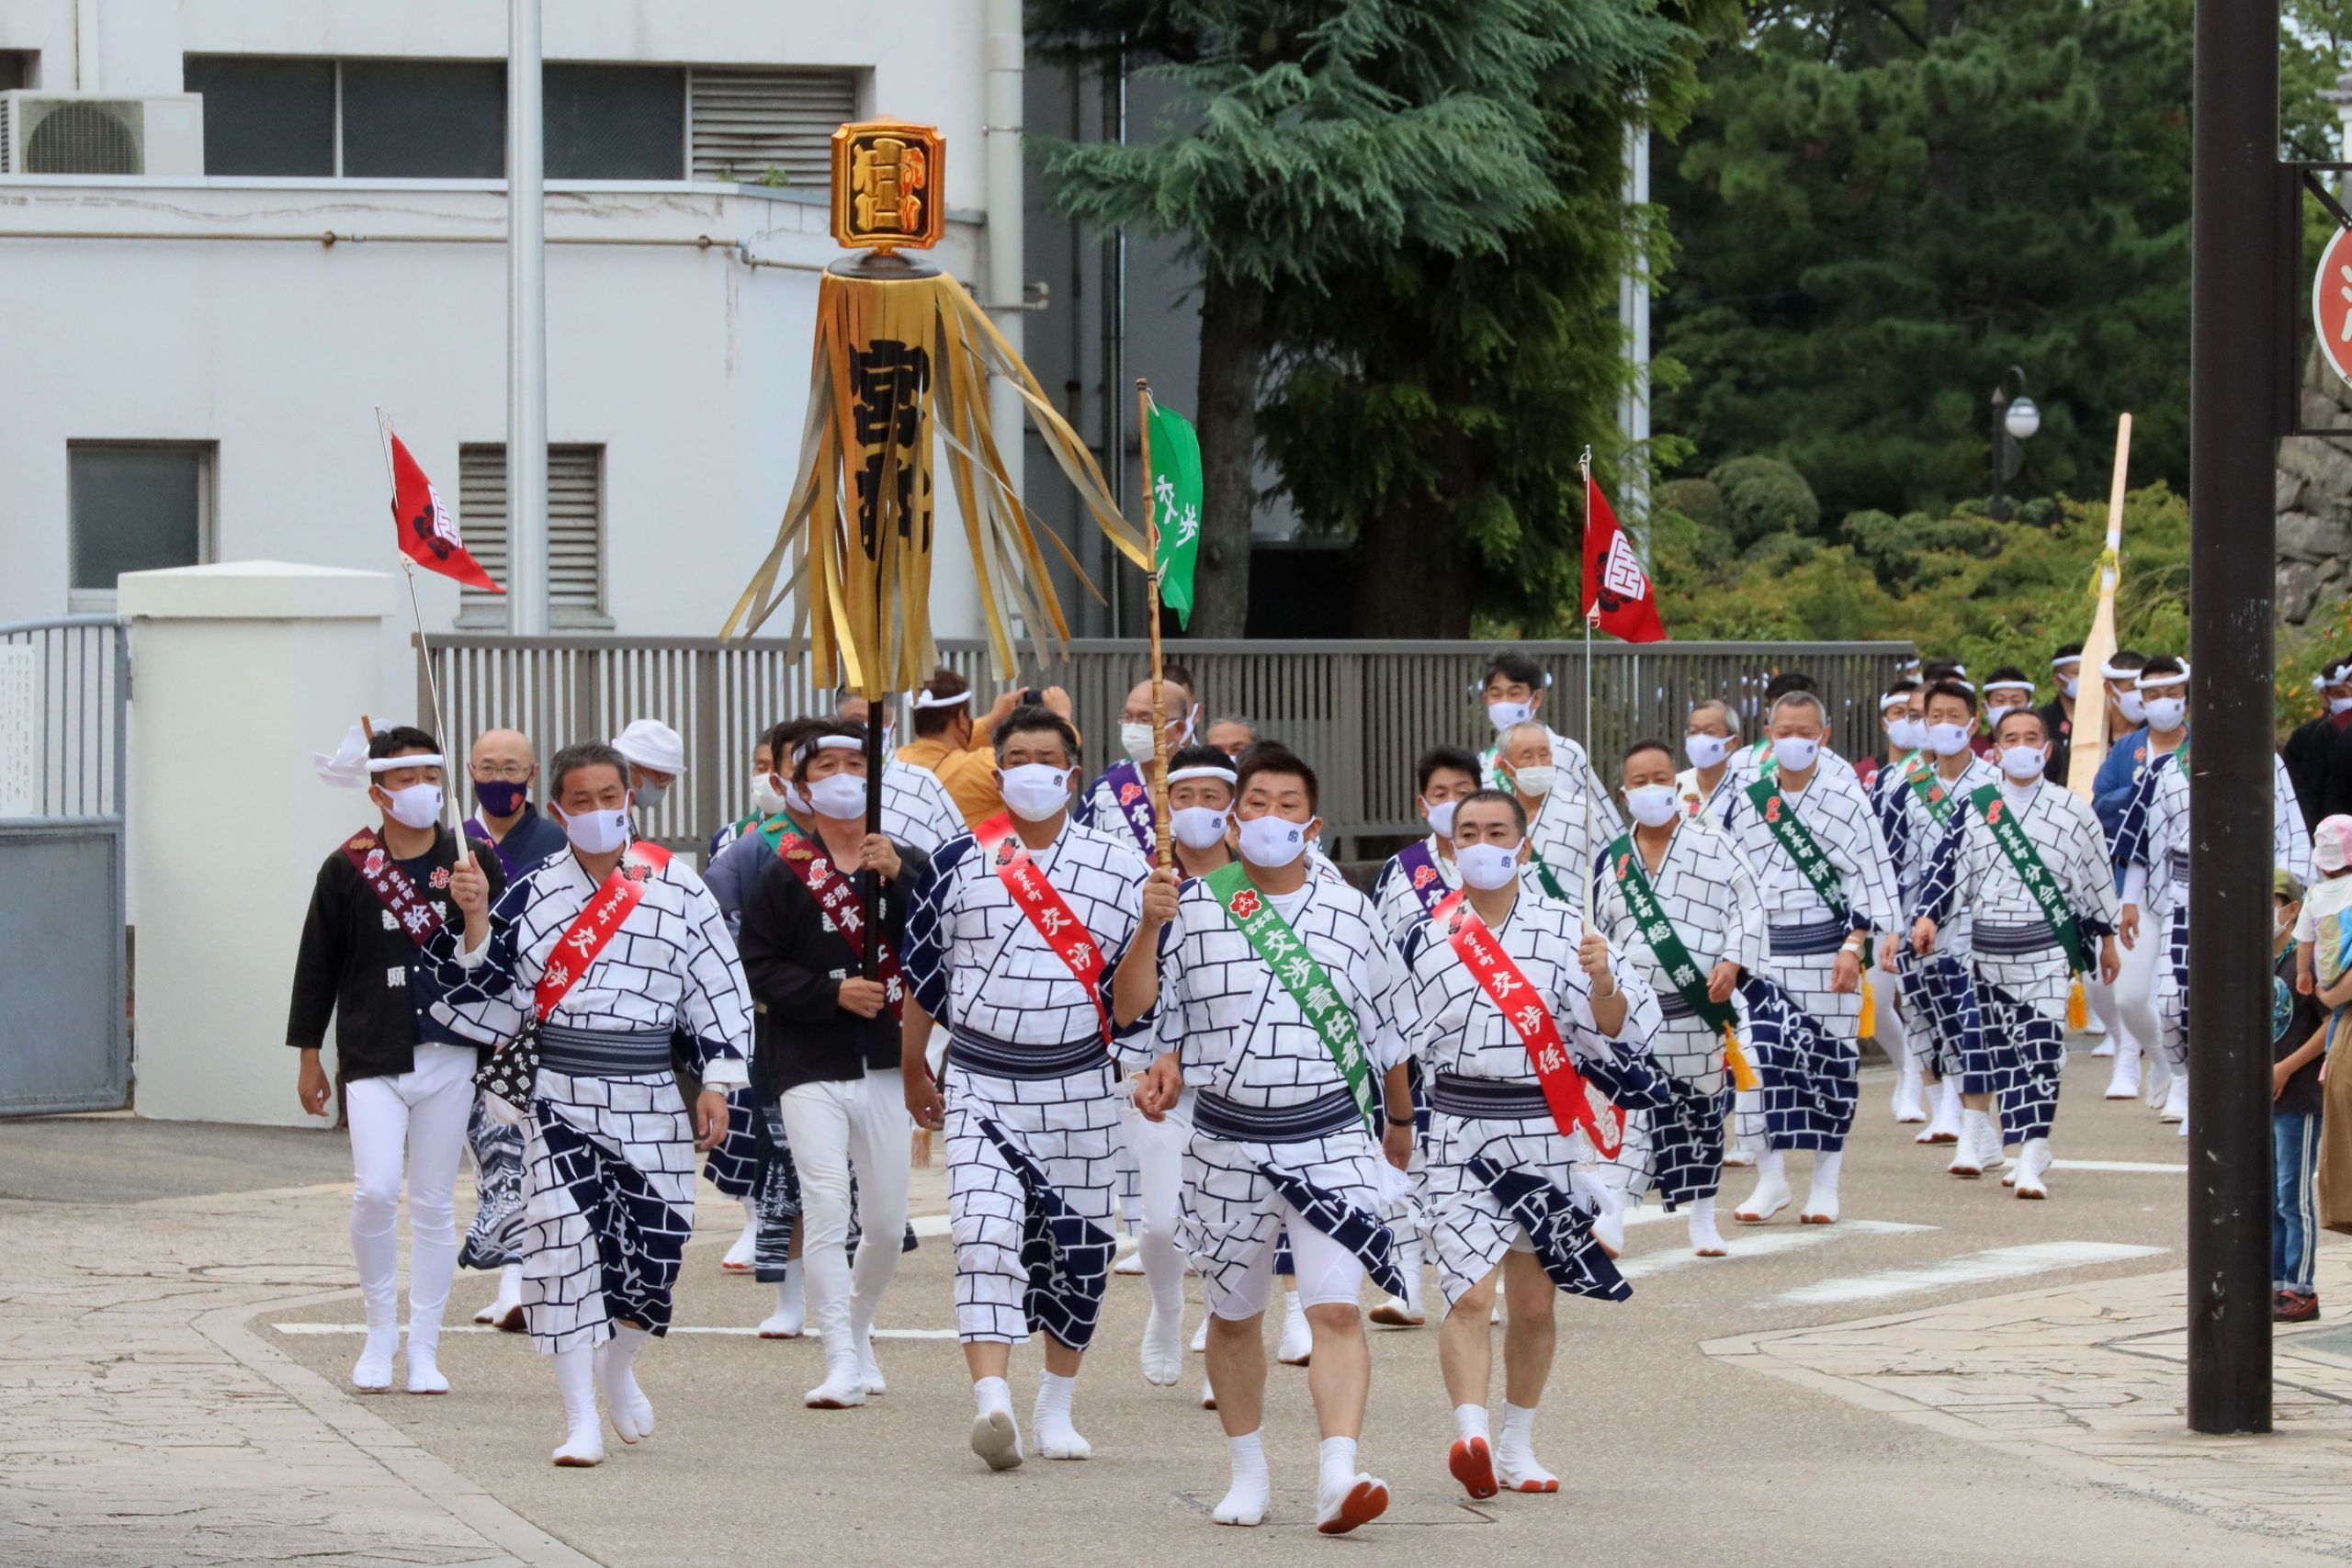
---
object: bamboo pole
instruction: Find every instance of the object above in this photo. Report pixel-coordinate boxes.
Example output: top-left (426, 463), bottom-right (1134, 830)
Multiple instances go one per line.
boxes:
top-left (1137, 379), bottom-right (1172, 870)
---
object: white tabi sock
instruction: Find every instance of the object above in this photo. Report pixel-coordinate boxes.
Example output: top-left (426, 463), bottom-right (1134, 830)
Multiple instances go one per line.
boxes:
top-left (1453, 1403), bottom-right (1490, 1443)
top-left (1034, 1371), bottom-right (1091, 1460)
top-left (1317, 1435), bottom-right (1360, 1502)
top-left (722, 1196), bottom-right (759, 1269)
top-left (1811, 1149), bottom-right (1843, 1194)
top-left (970, 1375), bottom-right (1023, 1471)
top-left (758, 1259), bottom-right (805, 1338)
top-left (1278, 1290), bottom-right (1314, 1365)
top-left (1215, 1430), bottom-right (1271, 1527)
top-left (595, 1324), bottom-right (654, 1444)
top-left (1689, 1195), bottom-right (1727, 1256)
top-left (550, 1345), bottom-right (604, 1467)
top-left (1498, 1401), bottom-right (1558, 1492)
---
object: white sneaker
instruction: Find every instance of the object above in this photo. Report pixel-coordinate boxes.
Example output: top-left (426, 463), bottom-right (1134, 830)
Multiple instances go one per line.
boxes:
top-left (2013, 1137), bottom-right (2053, 1200)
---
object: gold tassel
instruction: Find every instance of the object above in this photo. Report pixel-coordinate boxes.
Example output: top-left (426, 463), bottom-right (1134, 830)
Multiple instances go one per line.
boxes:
top-left (724, 262), bottom-right (1148, 693)
top-left (2067, 975), bottom-right (2087, 1032)
top-left (1859, 975), bottom-right (1877, 1041)
top-left (1724, 1026), bottom-right (1760, 1093)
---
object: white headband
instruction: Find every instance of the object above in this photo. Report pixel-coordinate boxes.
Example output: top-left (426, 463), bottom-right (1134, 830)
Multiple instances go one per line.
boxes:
top-left (2315, 660), bottom-right (2352, 690)
top-left (1938, 677), bottom-right (1976, 694)
top-left (371, 753), bottom-right (445, 772)
top-left (914, 689), bottom-right (970, 710)
top-left (1879, 690), bottom-right (1914, 709)
top-left (1983, 680), bottom-right (2034, 695)
top-left (797, 735), bottom-right (865, 762)
top-left (2050, 655), bottom-right (2081, 670)
top-left (2099, 660), bottom-right (2140, 681)
top-left (2137, 668), bottom-right (2189, 691)
top-left (1166, 765), bottom-right (1238, 786)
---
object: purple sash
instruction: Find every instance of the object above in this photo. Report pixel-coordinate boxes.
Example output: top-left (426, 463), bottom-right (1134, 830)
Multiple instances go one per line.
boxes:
top-left (1098, 760), bottom-right (1157, 855)
top-left (1395, 839), bottom-right (1452, 916)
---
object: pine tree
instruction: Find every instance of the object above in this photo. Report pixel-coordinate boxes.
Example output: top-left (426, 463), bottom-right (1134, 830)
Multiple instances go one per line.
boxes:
top-left (1031, 0), bottom-right (1607, 635)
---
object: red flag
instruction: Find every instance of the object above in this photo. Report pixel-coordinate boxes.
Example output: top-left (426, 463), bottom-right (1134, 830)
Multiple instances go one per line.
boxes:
top-left (1580, 472), bottom-right (1664, 642)
top-left (389, 433), bottom-right (502, 593)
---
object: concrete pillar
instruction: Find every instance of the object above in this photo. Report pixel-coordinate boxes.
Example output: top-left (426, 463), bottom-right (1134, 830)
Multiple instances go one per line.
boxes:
top-left (119, 561), bottom-right (392, 1126)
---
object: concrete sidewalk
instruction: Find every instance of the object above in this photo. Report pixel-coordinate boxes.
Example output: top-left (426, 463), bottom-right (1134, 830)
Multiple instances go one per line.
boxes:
top-left (1707, 1248), bottom-right (2352, 1555)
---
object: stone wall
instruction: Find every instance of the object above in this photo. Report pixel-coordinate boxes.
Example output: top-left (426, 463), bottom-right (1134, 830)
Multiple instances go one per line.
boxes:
top-left (2278, 348), bottom-right (2352, 625)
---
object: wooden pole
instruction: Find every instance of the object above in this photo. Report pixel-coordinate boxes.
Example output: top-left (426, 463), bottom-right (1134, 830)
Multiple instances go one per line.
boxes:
top-left (1579, 448), bottom-right (1597, 919)
top-left (1137, 378), bottom-right (1172, 870)
top-left (2064, 414), bottom-right (2132, 799)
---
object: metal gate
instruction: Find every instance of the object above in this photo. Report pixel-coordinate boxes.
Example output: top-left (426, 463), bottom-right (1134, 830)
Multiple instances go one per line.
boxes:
top-left (0, 616), bottom-right (129, 1114)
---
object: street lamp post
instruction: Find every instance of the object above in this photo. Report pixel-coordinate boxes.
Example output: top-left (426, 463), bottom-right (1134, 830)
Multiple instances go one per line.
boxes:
top-left (1987, 366), bottom-right (2040, 521)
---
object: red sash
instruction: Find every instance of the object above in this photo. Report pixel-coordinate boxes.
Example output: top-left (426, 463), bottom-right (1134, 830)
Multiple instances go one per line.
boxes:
top-left (776, 830), bottom-right (906, 1021)
top-left (342, 827), bottom-right (448, 949)
top-left (1434, 890), bottom-right (1623, 1157)
top-left (975, 813), bottom-right (1113, 1044)
top-left (534, 840), bottom-right (672, 1022)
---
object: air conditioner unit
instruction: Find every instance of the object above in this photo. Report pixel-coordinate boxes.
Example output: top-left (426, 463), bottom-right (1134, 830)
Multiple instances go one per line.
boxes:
top-left (0, 92), bottom-right (202, 176)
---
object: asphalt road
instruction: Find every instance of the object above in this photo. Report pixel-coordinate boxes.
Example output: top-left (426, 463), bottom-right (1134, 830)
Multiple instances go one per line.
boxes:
top-left (245, 1048), bottom-right (2340, 1568)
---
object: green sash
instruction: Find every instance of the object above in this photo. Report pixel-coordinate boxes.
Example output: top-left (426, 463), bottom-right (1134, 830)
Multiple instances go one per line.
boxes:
top-left (1966, 784), bottom-right (2091, 975)
top-left (1754, 739), bottom-right (1779, 780)
top-left (755, 813), bottom-right (808, 853)
top-left (1204, 861), bottom-right (1376, 1124)
top-left (1744, 777), bottom-right (1849, 923)
top-left (1529, 852), bottom-right (1571, 903)
top-left (1605, 833), bottom-right (1738, 1032)
top-left (1902, 755), bottom-right (1960, 826)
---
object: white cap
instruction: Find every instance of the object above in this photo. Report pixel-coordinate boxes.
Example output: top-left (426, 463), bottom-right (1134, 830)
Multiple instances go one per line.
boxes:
top-left (613, 717), bottom-right (687, 775)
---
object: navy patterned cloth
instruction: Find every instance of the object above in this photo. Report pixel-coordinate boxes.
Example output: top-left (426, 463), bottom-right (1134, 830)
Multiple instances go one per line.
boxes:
top-left (980, 1115), bottom-right (1116, 1351)
top-left (1464, 1156), bottom-right (1629, 1303)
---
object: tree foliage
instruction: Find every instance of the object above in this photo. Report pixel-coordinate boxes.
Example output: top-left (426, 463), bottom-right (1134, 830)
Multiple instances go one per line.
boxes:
top-left (1653, 0), bottom-right (2196, 525)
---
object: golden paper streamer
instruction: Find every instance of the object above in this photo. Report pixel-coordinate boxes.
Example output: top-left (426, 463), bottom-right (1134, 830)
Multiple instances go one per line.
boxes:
top-left (723, 258), bottom-right (1148, 698)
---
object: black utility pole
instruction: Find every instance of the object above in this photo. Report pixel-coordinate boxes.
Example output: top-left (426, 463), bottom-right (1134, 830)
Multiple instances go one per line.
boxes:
top-left (2187, 0), bottom-right (2281, 1436)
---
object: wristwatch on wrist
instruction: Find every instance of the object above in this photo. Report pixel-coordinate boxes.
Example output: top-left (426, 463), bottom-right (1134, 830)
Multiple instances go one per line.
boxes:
top-left (1385, 1111), bottom-right (1416, 1129)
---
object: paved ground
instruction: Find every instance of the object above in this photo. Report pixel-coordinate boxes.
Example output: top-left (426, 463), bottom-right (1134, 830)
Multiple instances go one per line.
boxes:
top-left (6, 1050), bottom-right (2350, 1566)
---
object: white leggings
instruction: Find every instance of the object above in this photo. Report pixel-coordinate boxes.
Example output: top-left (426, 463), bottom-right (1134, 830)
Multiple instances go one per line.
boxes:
top-left (1205, 1196), bottom-right (1363, 1321)
top-left (345, 1043), bottom-right (476, 1334)
top-left (778, 1070), bottom-right (912, 1359)
top-left (2111, 917), bottom-right (2163, 1065)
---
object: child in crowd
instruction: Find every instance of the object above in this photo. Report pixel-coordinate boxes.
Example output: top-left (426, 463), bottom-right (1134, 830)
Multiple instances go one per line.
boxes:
top-left (2272, 870), bottom-right (2327, 1321)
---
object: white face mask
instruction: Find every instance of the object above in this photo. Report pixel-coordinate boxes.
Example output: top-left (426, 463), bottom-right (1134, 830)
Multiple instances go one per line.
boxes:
top-left (2143, 695), bottom-right (2186, 732)
top-left (1886, 716), bottom-right (1928, 752)
top-left (750, 773), bottom-right (789, 817)
top-left (1684, 732), bottom-right (1729, 771)
top-left (1773, 734), bottom-right (1821, 773)
top-left (1237, 812), bottom-right (1309, 868)
top-left (1171, 806), bottom-right (1230, 851)
top-left (807, 772), bottom-right (868, 821)
top-left (2117, 691), bottom-right (2146, 725)
top-left (783, 780), bottom-right (811, 818)
top-left (1623, 783), bottom-right (1680, 829)
top-left (1119, 721), bottom-right (1159, 764)
top-left (560, 802), bottom-right (630, 855)
top-left (2331, 695), bottom-right (2352, 716)
top-left (1170, 804), bottom-right (1232, 851)
top-left (1997, 744), bottom-right (2047, 782)
top-left (1423, 798), bottom-right (1459, 840)
top-left (1001, 763), bottom-right (1073, 823)
top-left (1487, 699), bottom-right (1534, 733)
top-left (1456, 840), bottom-right (1521, 891)
top-left (1511, 763), bottom-right (1556, 798)
top-left (379, 780), bottom-right (443, 830)
top-left (1926, 721), bottom-right (1973, 758)
top-left (2056, 672), bottom-right (2079, 699)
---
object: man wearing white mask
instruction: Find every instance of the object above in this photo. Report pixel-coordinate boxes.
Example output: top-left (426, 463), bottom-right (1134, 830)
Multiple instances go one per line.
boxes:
top-left (1499, 720), bottom-right (1623, 917)
top-left (1131, 743), bottom-right (1416, 1533)
top-left (1865, 680), bottom-right (1933, 1128)
top-left (2285, 653), bottom-right (2352, 830)
top-left (1882, 680), bottom-right (2001, 1155)
top-left (1593, 740), bottom-right (1769, 1257)
top-left (2038, 641), bottom-right (2084, 784)
top-left (1676, 699), bottom-right (1742, 822)
top-left (1076, 664), bottom-right (1199, 858)
top-left (1715, 691), bottom-right (1902, 1224)
top-left (835, 692), bottom-right (964, 857)
top-left (2114, 661), bottom-right (2312, 1134)
top-left (289, 724), bottom-right (503, 1394)
top-left (899, 705), bottom-right (1160, 1472)
top-left (431, 741), bottom-right (749, 1467)
top-left (1476, 653), bottom-right (1616, 828)
top-left (2105, 656), bottom-right (2189, 1116)
top-left (1373, 745), bottom-right (1485, 942)
top-left (1397, 788), bottom-right (1666, 1502)
top-left (1910, 706), bottom-right (2120, 1197)
top-left (736, 721), bottom-right (926, 1408)
top-left (611, 716), bottom-right (685, 823)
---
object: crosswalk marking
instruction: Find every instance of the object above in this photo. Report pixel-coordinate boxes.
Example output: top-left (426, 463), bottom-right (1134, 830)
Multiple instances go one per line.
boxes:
top-left (2050, 1159), bottom-right (2186, 1175)
top-left (1618, 1220), bottom-right (1934, 1281)
top-left (1764, 1240), bottom-right (2165, 1309)
top-left (271, 1323), bottom-right (964, 1340)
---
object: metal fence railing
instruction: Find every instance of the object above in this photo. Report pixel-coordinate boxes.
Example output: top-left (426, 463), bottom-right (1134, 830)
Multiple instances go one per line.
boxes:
top-left (0, 615), bottom-right (129, 821)
top-left (418, 636), bottom-right (1916, 855)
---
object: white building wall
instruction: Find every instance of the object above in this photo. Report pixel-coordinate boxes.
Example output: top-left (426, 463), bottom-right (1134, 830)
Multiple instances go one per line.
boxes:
top-left (0, 0), bottom-right (995, 716)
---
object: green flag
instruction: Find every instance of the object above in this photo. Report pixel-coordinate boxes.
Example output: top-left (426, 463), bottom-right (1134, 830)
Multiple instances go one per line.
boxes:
top-left (1146, 397), bottom-right (1203, 628)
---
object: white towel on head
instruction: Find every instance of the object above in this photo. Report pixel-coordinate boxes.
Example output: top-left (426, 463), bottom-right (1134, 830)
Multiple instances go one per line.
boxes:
top-left (313, 722), bottom-right (373, 788)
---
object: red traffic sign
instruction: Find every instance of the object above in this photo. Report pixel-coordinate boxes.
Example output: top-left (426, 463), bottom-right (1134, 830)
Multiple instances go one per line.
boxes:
top-left (2317, 224), bottom-right (2352, 386)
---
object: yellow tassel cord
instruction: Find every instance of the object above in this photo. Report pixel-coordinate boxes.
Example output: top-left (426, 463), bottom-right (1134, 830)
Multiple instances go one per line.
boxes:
top-left (723, 263), bottom-right (1148, 694)
top-left (2067, 975), bottom-right (2088, 1032)
top-left (1723, 1025), bottom-right (1760, 1093)
top-left (1858, 975), bottom-right (1876, 1041)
